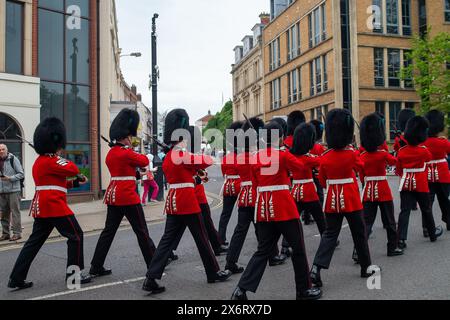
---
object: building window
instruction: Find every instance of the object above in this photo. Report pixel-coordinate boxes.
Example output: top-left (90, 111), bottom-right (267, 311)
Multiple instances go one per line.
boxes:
top-left (5, 1), bottom-right (24, 75)
top-left (403, 50), bottom-right (413, 88)
top-left (288, 69), bottom-right (300, 104)
top-left (402, 0), bottom-right (411, 36)
top-left (323, 55), bottom-right (328, 92)
top-left (321, 3), bottom-right (327, 41)
top-left (386, 0), bottom-right (399, 34)
top-left (270, 38), bottom-right (280, 71)
top-left (234, 76), bottom-right (240, 93)
top-left (310, 54), bottom-right (327, 96)
top-left (244, 70), bottom-right (249, 88)
top-left (388, 49), bottom-right (401, 87)
top-left (374, 48), bottom-right (385, 87)
top-left (310, 105), bottom-right (329, 121)
top-left (271, 78), bottom-right (281, 110)
top-left (287, 23), bottom-right (300, 61)
top-left (389, 102), bottom-right (402, 141)
top-left (315, 57), bottom-right (322, 94)
top-left (446, 0), bottom-right (450, 22)
top-left (308, 5), bottom-right (326, 48)
top-left (376, 101), bottom-right (386, 116)
top-left (373, 0), bottom-right (383, 33)
top-left (253, 61), bottom-right (259, 81)
top-left (308, 15), bottom-right (313, 49)
top-left (310, 61), bottom-right (315, 96)
top-left (419, 0), bottom-right (427, 37)
top-left (405, 102), bottom-right (415, 109)
top-left (0, 113), bottom-right (23, 164)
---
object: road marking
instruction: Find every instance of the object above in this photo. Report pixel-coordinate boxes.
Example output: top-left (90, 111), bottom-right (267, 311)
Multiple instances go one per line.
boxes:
top-left (29, 277), bottom-right (146, 300)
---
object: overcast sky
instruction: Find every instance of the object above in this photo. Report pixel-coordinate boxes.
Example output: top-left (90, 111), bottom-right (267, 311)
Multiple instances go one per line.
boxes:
top-left (115, 0), bottom-right (268, 124)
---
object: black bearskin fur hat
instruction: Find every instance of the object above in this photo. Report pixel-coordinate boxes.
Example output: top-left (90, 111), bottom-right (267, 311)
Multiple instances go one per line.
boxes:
top-left (360, 113), bottom-right (386, 152)
top-left (404, 116), bottom-right (429, 146)
top-left (270, 118), bottom-right (288, 138)
top-left (398, 109), bottom-right (416, 133)
top-left (110, 108), bottom-right (140, 141)
top-left (164, 109), bottom-right (190, 146)
top-left (310, 120), bottom-right (324, 142)
top-left (261, 121), bottom-right (283, 147)
top-left (425, 110), bottom-right (445, 137)
top-left (326, 109), bottom-right (354, 149)
top-left (241, 117), bottom-right (264, 152)
top-left (287, 111), bottom-right (306, 136)
top-left (187, 126), bottom-right (201, 154)
top-left (34, 117), bottom-right (67, 155)
top-left (226, 121), bottom-right (243, 152)
top-left (291, 123), bottom-right (316, 156)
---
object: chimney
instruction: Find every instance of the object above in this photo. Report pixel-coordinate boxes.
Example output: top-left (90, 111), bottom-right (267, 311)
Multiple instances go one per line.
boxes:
top-left (131, 85), bottom-right (137, 95)
top-left (259, 13), bottom-right (270, 25)
top-left (137, 94), bottom-right (142, 101)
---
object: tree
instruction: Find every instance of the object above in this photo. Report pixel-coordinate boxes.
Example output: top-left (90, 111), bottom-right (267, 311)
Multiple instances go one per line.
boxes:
top-left (203, 100), bottom-right (233, 149)
top-left (401, 31), bottom-right (450, 119)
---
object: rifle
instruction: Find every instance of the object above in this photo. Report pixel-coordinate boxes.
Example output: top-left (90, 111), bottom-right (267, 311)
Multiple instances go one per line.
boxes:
top-left (144, 133), bottom-right (171, 150)
top-left (16, 135), bottom-right (35, 149)
top-left (243, 113), bottom-right (256, 131)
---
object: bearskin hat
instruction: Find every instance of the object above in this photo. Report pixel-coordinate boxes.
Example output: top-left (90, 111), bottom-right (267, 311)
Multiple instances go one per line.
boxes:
top-left (310, 120), bottom-right (324, 142)
top-left (241, 117), bottom-right (264, 152)
top-left (33, 117), bottom-right (67, 155)
top-left (360, 113), bottom-right (386, 152)
top-left (325, 109), bottom-right (354, 149)
top-left (110, 108), bottom-right (140, 142)
top-left (398, 109), bottom-right (416, 133)
top-left (270, 118), bottom-right (288, 138)
top-left (261, 121), bottom-right (283, 147)
top-left (404, 116), bottom-right (429, 146)
top-left (164, 109), bottom-right (190, 146)
top-left (225, 121), bottom-right (243, 152)
top-left (287, 111), bottom-right (306, 136)
top-left (187, 126), bottom-right (202, 154)
top-left (425, 110), bottom-right (445, 137)
top-left (291, 123), bottom-right (316, 156)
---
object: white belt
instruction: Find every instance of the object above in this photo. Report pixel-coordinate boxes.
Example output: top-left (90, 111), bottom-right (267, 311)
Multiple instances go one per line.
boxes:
top-left (111, 176), bottom-right (136, 181)
top-left (36, 186), bottom-right (68, 193)
top-left (365, 176), bottom-right (387, 182)
top-left (428, 159), bottom-right (447, 165)
top-left (226, 175), bottom-right (240, 180)
top-left (241, 181), bottom-right (253, 187)
top-left (327, 178), bottom-right (354, 185)
top-left (169, 183), bottom-right (195, 189)
top-left (403, 166), bottom-right (426, 174)
top-left (292, 179), bottom-right (314, 185)
top-left (258, 185), bottom-right (290, 193)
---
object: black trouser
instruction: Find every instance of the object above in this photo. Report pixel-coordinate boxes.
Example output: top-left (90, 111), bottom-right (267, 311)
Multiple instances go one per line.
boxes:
top-left (10, 216), bottom-right (84, 282)
top-left (363, 201), bottom-right (398, 252)
top-left (314, 176), bottom-right (324, 205)
top-left (218, 196), bottom-right (238, 243)
top-left (238, 219), bottom-right (311, 294)
top-left (314, 211), bottom-right (371, 270)
top-left (172, 203), bottom-right (223, 254)
top-left (146, 213), bottom-right (220, 280)
top-left (91, 205), bottom-right (156, 269)
top-left (398, 192), bottom-right (437, 241)
top-left (428, 183), bottom-right (450, 225)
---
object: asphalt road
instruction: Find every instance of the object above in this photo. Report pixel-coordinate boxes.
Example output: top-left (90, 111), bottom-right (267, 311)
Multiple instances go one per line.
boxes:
top-left (0, 164), bottom-right (449, 301)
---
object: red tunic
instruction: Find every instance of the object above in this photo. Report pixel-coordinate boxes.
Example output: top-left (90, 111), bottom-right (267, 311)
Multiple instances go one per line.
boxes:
top-left (359, 149), bottom-right (397, 202)
top-left (221, 152), bottom-right (241, 197)
top-left (235, 152), bottom-right (258, 208)
top-left (290, 154), bottom-right (321, 203)
top-left (397, 145), bottom-right (432, 193)
top-left (284, 136), bottom-right (294, 149)
top-left (319, 147), bottom-right (364, 214)
top-left (30, 155), bottom-right (80, 218)
top-left (103, 146), bottom-right (149, 206)
top-left (423, 137), bottom-right (450, 184)
top-left (253, 148), bottom-right (303, 222)
top-left (163, 148), bottom-right (213, 215)
top-left (310, 143), bottom-right (326, 156)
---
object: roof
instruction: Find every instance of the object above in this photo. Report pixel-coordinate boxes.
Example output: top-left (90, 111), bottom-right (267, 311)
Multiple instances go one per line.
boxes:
top-left (197, 114), bottom-right (214, 124)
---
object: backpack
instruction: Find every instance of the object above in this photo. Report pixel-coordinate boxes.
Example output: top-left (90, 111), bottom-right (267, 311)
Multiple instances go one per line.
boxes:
top-left (9, 155), bottom-right (25, 190)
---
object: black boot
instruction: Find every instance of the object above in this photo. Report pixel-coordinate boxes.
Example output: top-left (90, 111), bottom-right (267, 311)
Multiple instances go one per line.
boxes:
top-left (423, 228), bottom-right (429, 238)
top-left (66, 272), bottom-right (92, 285)
top-left (225, 263), bottom-right (244, 275)
top-left (361, 265), bottom-right (381, 278)
top-left (281, 246), bottom-right (292, 258)
top-left (352, 248), bottom-right (359, 264)
top-left (430, 226), bottom-right (444, 242)
top-left (398, 240), bottom-right (407, 250)
top-left (207, 270), bottom-right (232, 284)
top-left (310, 265), bottom-right (323, 288)
top-left (269, 255), bottom-right (286, 267)
top-left (215, 245), bottom-right (229, 256)
top-left (89, 266), bottom-right (112, 278)
top-left (387, 248), bottom-right (404, 257)
top-left (231, 287), bottom-right (248, 300)
top-left (8, 279), bottom-right (33, 290)
top-left (142, 278), bottom-right (166, 294)
top-left (297, 287), bottom-right (322, 300)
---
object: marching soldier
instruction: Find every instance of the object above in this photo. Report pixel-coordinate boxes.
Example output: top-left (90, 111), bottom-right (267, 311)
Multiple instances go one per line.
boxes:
top-left (231, 122), bottom-right (322, 301)
top-left (143, 109), bottom-right (231, 294)
top-left (359, 113), bottom-right (403, 257)
top-left (397, 116), bottom-right (444, 249)
top-left (290, 123), bottom-right (327, 235)
top-left (90, 109), bottom-right (157, 278)
top-left (310, 109), bottom-right (375, 288)
top-left (423, 110), bottom-right (450, 232)
top-left (394, 109), bottom-right (416, 155)
top-left (284, 111), bottom-right (306, 149)
top-left (309, 119), bottom-right (326, 214)
top-left (218, 121), bottom-right (243, 246)
top-left (8, 118), bottom-right (91, 290)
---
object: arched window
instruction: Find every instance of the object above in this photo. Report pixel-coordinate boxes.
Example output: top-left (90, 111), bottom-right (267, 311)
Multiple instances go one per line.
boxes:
top-left (0, 113), bottom-right (23, 163)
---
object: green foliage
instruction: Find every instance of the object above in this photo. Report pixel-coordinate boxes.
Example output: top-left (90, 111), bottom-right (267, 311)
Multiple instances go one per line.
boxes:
top-left (401, 31), bottom-right (450, 119)
top-left (203, 100), bottom-right (233, 149)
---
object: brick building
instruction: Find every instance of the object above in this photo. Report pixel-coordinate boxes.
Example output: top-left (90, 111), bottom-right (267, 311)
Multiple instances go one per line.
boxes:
top-left (263, 0), bottom-right (449, 141)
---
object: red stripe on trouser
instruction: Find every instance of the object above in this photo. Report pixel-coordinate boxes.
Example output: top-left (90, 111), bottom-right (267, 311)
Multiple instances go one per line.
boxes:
top-left (66, 216), bottom-right (81, 268)
top-left (196, 214), bottom-right (220, 271)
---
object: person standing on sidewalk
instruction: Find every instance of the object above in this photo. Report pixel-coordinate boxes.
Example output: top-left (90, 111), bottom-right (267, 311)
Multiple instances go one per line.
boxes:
top-left (90, 109), bottom-right (157, 278)
top-left (0, 144), bottom-right (24, 242)
top-left (141, 152), bottom-right (159, 205)
top-left (8, 118), bottom-right (91, 290)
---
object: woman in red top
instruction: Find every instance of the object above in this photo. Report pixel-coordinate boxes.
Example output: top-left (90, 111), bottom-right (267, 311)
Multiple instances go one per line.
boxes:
top-left (290, 123), bottom-right (326, 235)
top-left (397, 116), bottom-right (444, 249)
top-left (424, 110), bottom-right (450, 231)
top-left (9, 118), bottom-right (91, 290)
top-left (90, 109), bottom-right (156, 278)
top-left (218, 121), bottom-right (243, 245)
top-left (359, 113), bottom-right (403, 257)
top-left (310, 109), bottom-right (375, 288)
